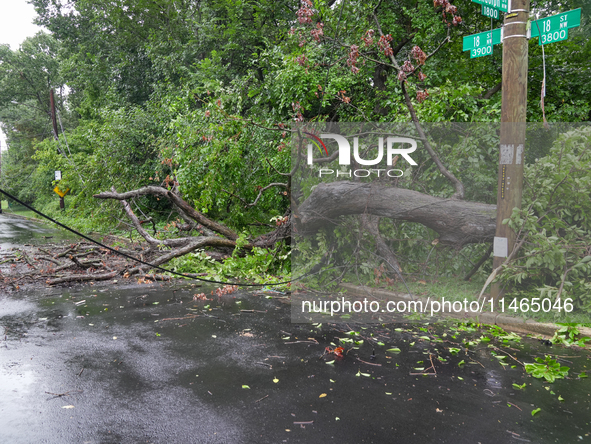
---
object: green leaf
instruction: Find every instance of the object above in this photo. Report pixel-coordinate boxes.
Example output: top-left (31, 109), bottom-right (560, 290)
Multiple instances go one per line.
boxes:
top-left (531, 408), bottom-right (541, 416)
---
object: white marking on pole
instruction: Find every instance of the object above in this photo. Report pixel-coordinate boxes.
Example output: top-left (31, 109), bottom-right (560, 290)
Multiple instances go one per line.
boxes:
top-left (494, 237), bottom-right (508, 258)
top-left (500, 144), bottom-right (514, 164)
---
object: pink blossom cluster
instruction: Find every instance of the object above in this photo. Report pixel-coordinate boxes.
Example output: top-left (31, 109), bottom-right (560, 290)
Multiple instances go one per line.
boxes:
top-left (310, 22), bottom-right (324, 42)
top-left (416, 90), bottom-right (429, 103)
top-left (433, 0), bottom-right (462, 26)
top-left (338, 90), bottom-right (351, 104)
top-left (347, 45), bottom-right (360, 74)
top-left (402, 60), bottom-right (414, 72)
top-left (295, 54), bottom-right (308, 66)
top-left (292, 101), bottom-right (304, 122)
top-left (378, 34), bottom-right (393, 57)
top-left (296, 0), bottom-right (314, 25)
top-left (214, 285), bottom-right (239, 297)
top-left (411, 45), bottom-right (427, 65)
top-left (362, 29), bottom-right (375, 46)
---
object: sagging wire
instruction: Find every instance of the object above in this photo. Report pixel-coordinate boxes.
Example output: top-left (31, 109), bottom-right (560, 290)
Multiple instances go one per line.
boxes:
top-left (534, 14), bottom-right (550, 129)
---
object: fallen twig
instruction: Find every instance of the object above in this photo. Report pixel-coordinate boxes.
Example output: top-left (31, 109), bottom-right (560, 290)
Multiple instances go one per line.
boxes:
top-left (490, 346), bottom-right (524, 368)
top-left (36, 256), bottom-right (61, 265)
top-left (357, 358), bottom-right (382, 366)
top-left (160, 314), bottom-right (202, 322)
top-left (256, 362), bottom-right (273, 368)
top-left (284, 340), bottom-right (319, 345)
top-left (46, 270), bottom-right (119, 285)
top-left (255, 395), bottom-right (269, 403)
top-left (506, 402), bottom-right (522, 411)
top-left (45, 389), bottom-right (83, 398)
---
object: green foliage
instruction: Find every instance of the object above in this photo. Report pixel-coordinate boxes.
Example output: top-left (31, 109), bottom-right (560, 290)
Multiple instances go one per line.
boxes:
top-left (525, 355), bottom-right (570, 383)
top-left (168, 244), bottom-right (290, 287)
top-left (550, 325), bottom-right (591, 348)
top-left (503, 126), bottom-right (591, 306)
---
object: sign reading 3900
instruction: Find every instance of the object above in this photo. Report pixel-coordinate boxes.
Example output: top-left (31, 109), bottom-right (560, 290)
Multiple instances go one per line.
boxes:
top-left (463, 28), bottom-right (502, 58)
top-left (471, 45), bottom-right (493, 58)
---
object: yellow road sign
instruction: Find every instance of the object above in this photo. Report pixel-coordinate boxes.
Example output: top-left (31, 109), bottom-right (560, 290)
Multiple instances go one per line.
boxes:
top-left (53, 186), bottom-right (70, 198)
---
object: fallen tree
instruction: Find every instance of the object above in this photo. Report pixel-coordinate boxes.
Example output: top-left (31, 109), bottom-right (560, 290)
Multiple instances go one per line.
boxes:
top-left (296, 181), bottom-right (497, 248)
top-left (93, 186), bottom-right (290, 275)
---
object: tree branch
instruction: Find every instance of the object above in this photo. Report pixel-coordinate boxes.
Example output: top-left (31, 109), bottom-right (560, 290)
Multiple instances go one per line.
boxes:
top-left (94, 186), bottom-right (238, 240)
top-left (480, 81), bottom-right (502, 100)
top-left (371, 12), bottom-right (464, 199)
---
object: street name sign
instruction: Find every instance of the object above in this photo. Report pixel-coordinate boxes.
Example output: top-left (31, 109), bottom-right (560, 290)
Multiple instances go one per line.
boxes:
top-left (481, 5), bottom-right (500, 20)
top-left (463, 28), bottom-right (502, 58)
top-left (472, 0), bottom-right (510, 13)
top-left (530, 8), bottom-right (581, 45)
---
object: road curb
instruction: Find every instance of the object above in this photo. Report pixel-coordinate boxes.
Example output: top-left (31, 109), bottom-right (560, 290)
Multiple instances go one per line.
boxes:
top-left (339, 283), bottom-right (591, 340)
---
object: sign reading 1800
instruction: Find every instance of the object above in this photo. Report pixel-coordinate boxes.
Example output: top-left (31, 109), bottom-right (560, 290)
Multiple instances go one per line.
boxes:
top-left (471, 0), bottom-right (509, 13)
top-left (463, 28), bottom-right (502, 58)
top-left (530, 8), bottom-right (581, 45)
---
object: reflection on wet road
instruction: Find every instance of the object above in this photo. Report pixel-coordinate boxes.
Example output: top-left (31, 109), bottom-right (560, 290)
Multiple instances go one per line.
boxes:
top-left (0, 214), bottom-right (76, 249)
top-left (1, 215), bottom-right (590, 443)
top-left (1, 283), bottom-right (590, 444)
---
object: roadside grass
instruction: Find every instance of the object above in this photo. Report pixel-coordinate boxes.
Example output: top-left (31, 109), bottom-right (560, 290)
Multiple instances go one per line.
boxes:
top-left (1, 201), bottom-right (42, 220)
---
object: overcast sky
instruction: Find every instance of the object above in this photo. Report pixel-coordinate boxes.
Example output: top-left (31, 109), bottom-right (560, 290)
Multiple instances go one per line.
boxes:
top-left (0, 0), bottom-right (46, 150)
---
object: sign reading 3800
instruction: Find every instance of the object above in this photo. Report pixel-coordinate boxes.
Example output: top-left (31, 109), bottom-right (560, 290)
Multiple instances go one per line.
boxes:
top-left (530, 8), bottom-right (581, 45)
top-left (463, 28), bottom-right (502, 58)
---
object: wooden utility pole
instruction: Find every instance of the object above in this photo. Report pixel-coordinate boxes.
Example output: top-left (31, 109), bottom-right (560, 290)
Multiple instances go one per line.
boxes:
top-left (50, 88), bottom-right (65, 210)
top-left (0, 139), bottom-right (2, 214)
top-left (490, 0), bottom-right (530, 301)
top-left (50, 88), bottom-right (59, 142)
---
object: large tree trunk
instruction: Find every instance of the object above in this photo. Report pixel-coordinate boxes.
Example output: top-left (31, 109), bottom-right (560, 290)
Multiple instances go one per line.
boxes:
top-left (296, 181), bottom-right (496, 248)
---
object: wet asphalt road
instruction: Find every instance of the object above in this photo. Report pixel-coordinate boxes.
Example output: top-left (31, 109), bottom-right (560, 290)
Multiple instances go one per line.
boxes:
top-left (1, 215), bottom-right (591, 444)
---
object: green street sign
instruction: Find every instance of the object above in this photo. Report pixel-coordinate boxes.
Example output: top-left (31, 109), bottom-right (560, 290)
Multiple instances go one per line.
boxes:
top-left (472, 0), bottom-right (509, 13)
top-left (482, 4), bottom-right (500, 20)
top-left (530, 8), bottom-right (581, 45)
top-left (463, 28), bottom-right (502, 58)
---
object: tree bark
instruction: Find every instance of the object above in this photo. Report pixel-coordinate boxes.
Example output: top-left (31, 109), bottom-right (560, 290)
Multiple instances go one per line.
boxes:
top-left (296, 181), bottom-right (496, 248)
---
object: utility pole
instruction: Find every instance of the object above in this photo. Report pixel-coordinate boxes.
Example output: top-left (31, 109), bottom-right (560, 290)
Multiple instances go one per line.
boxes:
top-left (490, 0), bottom-right (530, 301)
top-left (0, 139), bottom-right (2, 214)
top-left (50, 88), bottom-right (65, 210)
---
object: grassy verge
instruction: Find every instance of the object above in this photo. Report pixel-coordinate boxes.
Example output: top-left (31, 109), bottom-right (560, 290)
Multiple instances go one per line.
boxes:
top-left (1, 201), bottom-right (42, 220)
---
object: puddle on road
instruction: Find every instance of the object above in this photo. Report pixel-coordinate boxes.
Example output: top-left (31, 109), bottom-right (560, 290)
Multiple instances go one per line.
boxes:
top-left (0, 214), bottom-right (77, 249)
top-left (1, 283), bottom-right (591, 443)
